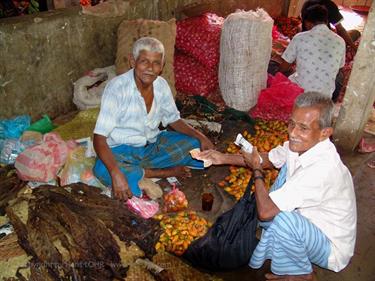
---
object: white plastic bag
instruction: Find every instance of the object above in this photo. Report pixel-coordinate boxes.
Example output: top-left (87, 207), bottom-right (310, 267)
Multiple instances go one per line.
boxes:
top-left (73, 65), bottom-right (116, 110)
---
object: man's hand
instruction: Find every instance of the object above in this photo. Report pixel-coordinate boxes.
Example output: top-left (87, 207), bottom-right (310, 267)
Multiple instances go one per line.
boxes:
top-left (241, 147), bottom-right (262, 169)
top-left (110, 169), bottom-right (132, 201)
top-left (198, 149), bottom-right (225, 165)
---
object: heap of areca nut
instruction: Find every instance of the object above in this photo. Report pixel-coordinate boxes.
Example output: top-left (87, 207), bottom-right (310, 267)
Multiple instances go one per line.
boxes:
top-left (218, 119), bottom-right (288, 200)
top-left (154, 211), bottom-right (211, 256)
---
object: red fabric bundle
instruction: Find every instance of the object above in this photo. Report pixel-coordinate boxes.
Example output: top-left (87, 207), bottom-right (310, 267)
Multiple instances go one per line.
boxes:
top-left (174, 51), bottom-right (218, 96)
top-left (176, 13), bottom-right (224, 69)
top-left (250, 73), bottom-right (304, 121)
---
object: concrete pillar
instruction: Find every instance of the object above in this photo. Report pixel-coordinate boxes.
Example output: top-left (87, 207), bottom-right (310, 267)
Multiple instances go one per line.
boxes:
top-left (333, 3), bottom-right (375, 151)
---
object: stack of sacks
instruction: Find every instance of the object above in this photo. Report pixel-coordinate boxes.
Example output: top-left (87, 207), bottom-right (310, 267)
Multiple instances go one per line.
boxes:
top-left (174, 13), bottom-right (224, 97)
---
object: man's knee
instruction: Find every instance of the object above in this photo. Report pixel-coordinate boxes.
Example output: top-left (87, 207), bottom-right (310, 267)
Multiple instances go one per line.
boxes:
top-left (176, 132), bottom-right (200, 148)
top-left (273, 211), bottom-right (294, 222)
top-left (272, 211), bottom-right (303, 235)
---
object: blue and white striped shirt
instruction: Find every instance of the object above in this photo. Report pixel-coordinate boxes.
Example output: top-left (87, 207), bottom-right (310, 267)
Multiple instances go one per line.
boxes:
top-left (94, 69), bottom-right (180, 147)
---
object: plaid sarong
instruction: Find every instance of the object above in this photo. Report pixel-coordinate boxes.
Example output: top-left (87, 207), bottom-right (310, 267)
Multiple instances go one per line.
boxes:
top-left (93, 131), bottom-right (203, 196)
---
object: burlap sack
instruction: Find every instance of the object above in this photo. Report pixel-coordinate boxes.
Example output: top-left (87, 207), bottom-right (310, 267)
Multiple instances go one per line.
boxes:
top-left (139, 178), bottom-right (163, 200)
top-left (219, 9), bottom-right (273, 111)
top-left (115, 19), bottom-right (177, 97)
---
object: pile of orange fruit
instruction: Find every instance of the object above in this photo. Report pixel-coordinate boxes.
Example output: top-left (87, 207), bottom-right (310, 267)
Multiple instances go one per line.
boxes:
top-left (218, 120), bottom-right (288, 200)
top-left (247, 120), bottom-right (289, 152)
top-left (154, 211), bottom-right (211, 256)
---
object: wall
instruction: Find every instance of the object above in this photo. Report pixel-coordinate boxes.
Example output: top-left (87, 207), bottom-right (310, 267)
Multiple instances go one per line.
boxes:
top-left (0, 0), bottom-right (286, 120)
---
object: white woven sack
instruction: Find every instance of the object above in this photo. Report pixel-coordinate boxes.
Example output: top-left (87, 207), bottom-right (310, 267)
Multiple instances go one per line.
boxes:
top-left (73, 65), bottom-right (116, 110)
top-left (219, 9), bottom-right (273, 111)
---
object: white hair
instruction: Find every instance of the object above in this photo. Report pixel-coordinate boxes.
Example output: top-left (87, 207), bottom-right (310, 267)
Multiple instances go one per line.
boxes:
top-left (132, 37), bottom-right (165, 61)
top-left (294, 92), bottom-right (334, 128)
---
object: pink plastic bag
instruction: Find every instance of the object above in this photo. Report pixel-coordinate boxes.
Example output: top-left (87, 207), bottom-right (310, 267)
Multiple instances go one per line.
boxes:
top-left (163, 184), bottom-right (188, 212)
top-left (126, 197), bottom-right (159, 219)
top-left (15, 132), bottom-right (77, 182)
top-left (250, 72), bottom-right (304, 121)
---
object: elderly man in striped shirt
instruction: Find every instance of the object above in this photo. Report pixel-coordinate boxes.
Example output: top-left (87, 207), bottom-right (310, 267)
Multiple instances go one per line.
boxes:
top-left (93, 37), bottom-right (214, 200)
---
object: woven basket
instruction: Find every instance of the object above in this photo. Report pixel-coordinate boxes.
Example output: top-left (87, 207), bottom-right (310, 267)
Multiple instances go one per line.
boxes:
top-left (219, 9), bottom-right (273, 111)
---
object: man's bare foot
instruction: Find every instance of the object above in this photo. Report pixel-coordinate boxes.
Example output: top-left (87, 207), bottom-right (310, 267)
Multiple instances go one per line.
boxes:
top-left (265, 272), bottom-right (317, 281)
top-left (144, 166), bottom-right (192, 179)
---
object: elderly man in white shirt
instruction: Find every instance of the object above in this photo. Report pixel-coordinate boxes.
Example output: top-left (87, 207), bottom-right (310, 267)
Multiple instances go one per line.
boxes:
top-left (93, 37), bottom-right (214, 201)
top-left (199, 91), bottom-right (356, 281)
top-left (279, 4), bottom-right (346, 99)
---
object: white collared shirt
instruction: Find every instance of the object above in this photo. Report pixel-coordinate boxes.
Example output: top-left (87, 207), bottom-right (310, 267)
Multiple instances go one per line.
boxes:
top-left (282, 24), bottom-right (346, 97)
top-left (94, 69), bottom-right (180, 147)
top-left (268, 139), bottom-right (357, 272)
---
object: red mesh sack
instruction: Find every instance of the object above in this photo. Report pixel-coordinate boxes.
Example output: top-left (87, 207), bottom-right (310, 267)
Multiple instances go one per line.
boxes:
top-left (176, 13), bottom-right (224, 69)
top-left (250, 72), bottom-right (304, 121)
top-left (174, 51), bottom-right (218, 96)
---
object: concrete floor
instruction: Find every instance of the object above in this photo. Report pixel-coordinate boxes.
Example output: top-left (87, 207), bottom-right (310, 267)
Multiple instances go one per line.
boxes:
top-left (176, 120), bottom-right (375, 281)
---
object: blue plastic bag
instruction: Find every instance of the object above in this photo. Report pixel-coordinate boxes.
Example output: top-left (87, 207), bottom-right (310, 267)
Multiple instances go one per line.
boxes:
top-left (0, 139), bottom-right (25, 164)
top-left (0, 115), bottom-right (31, 139)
